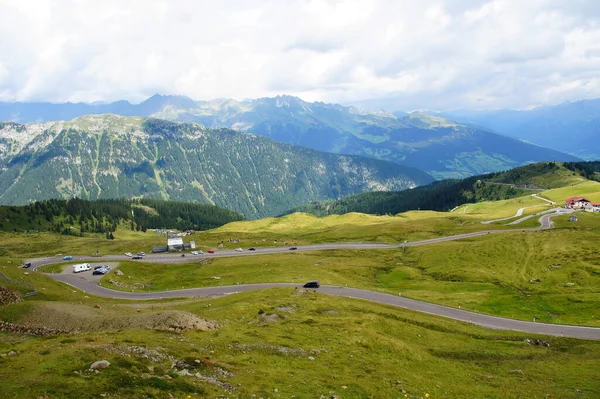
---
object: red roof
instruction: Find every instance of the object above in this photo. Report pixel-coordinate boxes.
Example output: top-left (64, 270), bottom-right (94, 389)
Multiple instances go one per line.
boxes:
top-left (565, 196), bottom-right (589, 202)
top-left (592, 202), bottom-right (600, 206)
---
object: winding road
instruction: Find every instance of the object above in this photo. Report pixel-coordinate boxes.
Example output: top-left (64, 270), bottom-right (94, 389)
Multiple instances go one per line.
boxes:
top-left (29, 209), bottom-right (600, 340)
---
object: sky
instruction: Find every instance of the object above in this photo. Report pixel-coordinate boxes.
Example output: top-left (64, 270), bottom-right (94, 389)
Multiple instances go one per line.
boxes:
top-left (1, 0), bottom-right (600, 111)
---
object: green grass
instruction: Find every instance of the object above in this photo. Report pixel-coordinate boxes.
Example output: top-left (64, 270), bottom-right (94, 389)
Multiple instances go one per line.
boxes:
top-left (100, 212), bottom-right (600, 326)
top-left (189, 210), bottom-right (523, 250)
top-left (2, 191), bottom-right (600, 398)
top-left (542, 181), bottom-right (600, 203)
top-left (1, 289), bottom-right (599, 398)
top-left (0, 230), bottom-right (164, 258)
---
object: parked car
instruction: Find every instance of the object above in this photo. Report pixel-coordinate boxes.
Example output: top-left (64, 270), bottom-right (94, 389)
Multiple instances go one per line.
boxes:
top-left (72, 263), bottom-right (91, 273)
top-left (124, 252), bottom-right (133, 257)
top-left (94, 265), bottom-right (105, 270)
top-left (191, 251), bottom-right (199, 255)
top-left (137, 252), bottom-right (146, 256)
top-left (248, 247), bottom-right (256, 251)
top-left (197, 250), bottom-right (204, 254)
top-left (289, 247), bottom-right (298, 251)
top-left (22, 262), bottom-right (32, 269)
top-left (93, 266), bottom-right (110, 275)
top-left (131, 256), bottom-right (143, 260)
top-left (235, 248), bottom-right (243, 252)
top-left (207, 250), bottom-right (215, 254)
top-left (63, 255), bottom-right (73, 260)
top-left (303, 280), bottom-right (320, 288)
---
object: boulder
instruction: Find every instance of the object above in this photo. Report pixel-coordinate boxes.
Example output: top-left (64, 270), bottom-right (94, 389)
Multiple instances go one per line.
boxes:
top-left (89, 360), bottom-right (111, 370)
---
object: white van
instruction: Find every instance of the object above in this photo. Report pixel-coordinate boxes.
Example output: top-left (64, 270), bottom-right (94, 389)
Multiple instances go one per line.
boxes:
top-left (72, 263), bottom-right (91, 273)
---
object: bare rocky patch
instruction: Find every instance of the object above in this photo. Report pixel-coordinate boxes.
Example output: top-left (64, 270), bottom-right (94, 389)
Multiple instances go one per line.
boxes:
top-left (14, 303), bottom-right (218, 333)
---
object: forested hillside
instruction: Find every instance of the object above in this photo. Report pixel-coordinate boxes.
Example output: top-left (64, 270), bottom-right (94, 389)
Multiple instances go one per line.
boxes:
top-left (0, 95), bottom-right (579, 179)
top-left (564, 161), bottom-right (600, 182)
top-left (286, 162), bottom-right (588, 216)
top-left (0, 115), bottom-right (432, 218)
top-left (0, 198), bottom-right (244, 235)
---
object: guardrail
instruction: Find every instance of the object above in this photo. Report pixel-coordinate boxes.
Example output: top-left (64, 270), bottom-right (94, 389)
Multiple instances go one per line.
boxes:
top-left (0, 269), bottom-right (38, 297)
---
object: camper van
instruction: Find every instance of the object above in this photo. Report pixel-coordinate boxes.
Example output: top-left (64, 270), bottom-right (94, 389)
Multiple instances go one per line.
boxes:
top-left (72, 263), bottom-right (91, 273)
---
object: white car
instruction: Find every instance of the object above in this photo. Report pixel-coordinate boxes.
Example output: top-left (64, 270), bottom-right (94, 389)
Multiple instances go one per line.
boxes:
top-left (235, 248), bottom-right (243, 252)
top-left (191, 251), bottom-right (199, 255)
top-left (125, 252), bottom-right (133, 257)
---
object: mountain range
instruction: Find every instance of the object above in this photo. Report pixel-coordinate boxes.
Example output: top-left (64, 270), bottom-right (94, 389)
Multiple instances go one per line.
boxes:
top-left (0, 95), bottom-right (579, 179)
top-left (438, 98), bottom-right (600, 161)
top-left (0, 115), bottom-right (431, 218)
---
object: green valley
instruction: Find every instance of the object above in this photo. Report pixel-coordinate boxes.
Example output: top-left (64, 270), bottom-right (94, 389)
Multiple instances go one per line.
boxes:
top-left (1, 163), bottom-right (600, 398)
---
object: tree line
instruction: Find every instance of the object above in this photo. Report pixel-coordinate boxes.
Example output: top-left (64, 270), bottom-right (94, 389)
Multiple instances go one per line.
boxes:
top-left (0, 198), bottom-right (244, 236)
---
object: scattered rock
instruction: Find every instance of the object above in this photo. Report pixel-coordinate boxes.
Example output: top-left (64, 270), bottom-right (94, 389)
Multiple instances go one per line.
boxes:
top-left (94, 304), bottom-right (101, 309)
top-left (524, 338), bottom-right (550, 347)
top-left (0, 286), bottom-right (22, 306)
top-left (308, 356), bottom-right (315, 360)
top-left (564, 282), bottom-right (575, 287)
top-left (115, 269), bottom-right (124, 276)
top-left (89, 360), bottom-right (111, 370)
top-left (23, 272), bottom-right (29, 275)
top-left (211, 276), bottom-right (221, 280)
top-left (0, 320), bottom-right (72, 336)
top-left (529, 278), bottom-right (542, 283)
top-left (274, 306), bottom-right (296, 313)
top-left (510, 369), bottom-right (524, 374)
top-left (273, 388), bottom-right (278, 393)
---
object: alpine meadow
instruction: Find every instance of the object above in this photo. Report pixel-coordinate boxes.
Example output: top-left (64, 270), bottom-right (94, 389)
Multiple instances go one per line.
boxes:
top-left (1, 2), bottom-right (600, 399)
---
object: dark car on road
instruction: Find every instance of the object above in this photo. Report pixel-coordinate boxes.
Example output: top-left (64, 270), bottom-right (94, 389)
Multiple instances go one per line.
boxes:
top-left (131, 256), bottom-right (143, 260)
top-left (93, 266), bottom-right (110, 275)
top-left (289, 247), bottom-right (298, 251)
top-left (248, 247), bottom-right (256, 251)
top-left (22, 263), bottom-right (32, 269)
top-left (303, 280), bottom-right (320, 288)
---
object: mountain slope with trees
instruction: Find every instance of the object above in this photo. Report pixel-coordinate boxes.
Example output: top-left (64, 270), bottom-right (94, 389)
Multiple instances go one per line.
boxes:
top-left (0, 198), bottom-right (245, 235)
top-left (0, 115), bottom-right (432, 218)
top-left (0, 95), bottom-right (579, 179)
top-left (285, 162), bottom-right (590, 217)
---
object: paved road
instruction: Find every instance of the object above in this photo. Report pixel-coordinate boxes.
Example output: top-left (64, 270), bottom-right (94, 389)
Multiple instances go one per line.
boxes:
top-left (27, 211), bottom-right (569, 266)
top-left (29, 209), bottom-right (600, 340)
top-left (532, 193), bottom-right (556, 205)
top-left (42, 277), bottom-right (600, 340)
top-left (506, 208), bottom-right (566, 226)
top-left (481, 207), bottom-right (527, 224)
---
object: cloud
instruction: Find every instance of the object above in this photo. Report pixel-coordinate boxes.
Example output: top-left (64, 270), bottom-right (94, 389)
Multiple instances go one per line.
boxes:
top-left (0, 0), bottom-right (599, 111)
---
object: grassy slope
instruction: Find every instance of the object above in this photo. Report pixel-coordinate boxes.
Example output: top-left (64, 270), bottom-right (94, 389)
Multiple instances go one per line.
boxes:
top-left (541, 181), bottom-right (600, 203)
top-left (1, 288), bottom-right (599, 398)
top-left (488, 162), bottom-right (588, 189)
top-left (99, 212), bottom-right (600, 326)
top-left (0, 228), bottom-right (164, 258)
top-left (2, 180), bottom-right (600, 397)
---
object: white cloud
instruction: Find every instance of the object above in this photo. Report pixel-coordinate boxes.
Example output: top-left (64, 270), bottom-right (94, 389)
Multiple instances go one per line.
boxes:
top-left (0, 0), bottom-right (599, 110)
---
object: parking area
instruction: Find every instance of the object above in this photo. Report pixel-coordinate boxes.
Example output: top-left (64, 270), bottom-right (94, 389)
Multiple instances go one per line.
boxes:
top-left (59, 262), bottom-right (121, 283)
